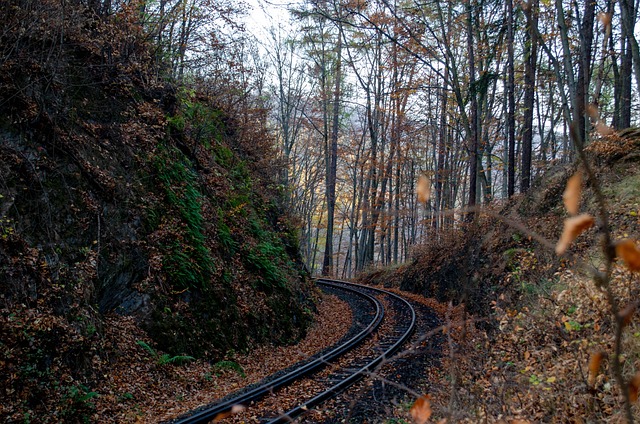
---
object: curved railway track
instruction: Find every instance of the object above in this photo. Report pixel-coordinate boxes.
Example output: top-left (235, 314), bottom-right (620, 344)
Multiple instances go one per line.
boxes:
top-left (171, 279), bottom-right (417, 424)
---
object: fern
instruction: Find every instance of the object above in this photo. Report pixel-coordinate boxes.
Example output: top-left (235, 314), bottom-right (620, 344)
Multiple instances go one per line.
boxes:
top-left (136, 340), bottom-right (157, 359)
top-left (137, 340), bottom-right (194, 366)
top-left (212, 360), bottom-right (245, 378)
top-left (158, 353), bottom-right (195, 366)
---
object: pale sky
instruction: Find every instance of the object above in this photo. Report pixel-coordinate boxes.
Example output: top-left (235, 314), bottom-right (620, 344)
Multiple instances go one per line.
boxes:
top-left (243, 0), bottom-right (295, 37)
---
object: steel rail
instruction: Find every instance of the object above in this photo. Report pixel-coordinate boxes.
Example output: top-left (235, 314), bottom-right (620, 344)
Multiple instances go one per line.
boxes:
top-left (266, 278), bottom-right (417, 424)
top-left (171, 280), bottom-right (384, 424)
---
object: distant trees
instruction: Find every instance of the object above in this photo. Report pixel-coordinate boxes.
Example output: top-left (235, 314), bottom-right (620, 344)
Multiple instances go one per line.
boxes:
top-left (256, 0), bottom-right (640, 277)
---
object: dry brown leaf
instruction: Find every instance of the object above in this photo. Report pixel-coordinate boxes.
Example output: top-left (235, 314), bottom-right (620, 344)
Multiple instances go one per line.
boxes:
top-left (417, 174), bottom-right (431, 204)
top-left (597, 12), bottom-right (612, 28)
top-left (410, 395), bottom-right (432, 424)
top-left (595, 121), bottom-right (615, 136)
top-left (213, 411), bottom-right (232, 422)
top-left (618, 302), bottom-right (638, 328)
top-left (629, 372), bottom-right (640, 403)
top-left (586, 104), bottom-right (600, 121)
top-left (556, 214), bottom-right (595, 255)
top-left (588, 351), bottom-right (605, 387)
top-left (563, 172), bottom-right (582, 215)
top-left (615, 239), bottom-right (640, 271)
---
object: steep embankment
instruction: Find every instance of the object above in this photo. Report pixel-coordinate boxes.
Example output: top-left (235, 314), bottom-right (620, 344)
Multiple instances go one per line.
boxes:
top-left (359, 133), bottom-right (640, 320)
top-left (0, 3), bottom-right (314, 421)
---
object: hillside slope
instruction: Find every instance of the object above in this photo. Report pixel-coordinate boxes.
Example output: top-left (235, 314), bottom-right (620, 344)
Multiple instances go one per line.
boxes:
top-left (0, 2), bottom-right (314, 421)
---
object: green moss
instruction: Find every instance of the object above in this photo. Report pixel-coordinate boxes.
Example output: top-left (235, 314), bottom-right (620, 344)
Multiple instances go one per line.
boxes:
top-left (604, 173), bottom-right (640, 203)
top-left (154, 144), bottom-right (214, 290)
top-left (216, 213), bottom-right (237, 256)
top-left (213, 144), bottom-right (233, 167)
top-left (170, 91), bottom-right (226, 148)
top-left (246, 241), bottom-right (288, 291)
top-left (166, 114), bottom-right (185, 133)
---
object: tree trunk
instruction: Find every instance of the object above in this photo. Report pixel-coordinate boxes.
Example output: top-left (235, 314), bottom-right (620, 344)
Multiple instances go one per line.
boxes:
top-left (507, 0), bottom-right (516, 197)
top-left (575, 0), bottom-right (596, 143)
top-left (321, 20), bottom-right (342, 276)
top-left (466, 0), bottom-right (478, 215)
top-left (620, 0), bottom-right (640, 95)
top-left (521, 0), bottom-right (539, 193)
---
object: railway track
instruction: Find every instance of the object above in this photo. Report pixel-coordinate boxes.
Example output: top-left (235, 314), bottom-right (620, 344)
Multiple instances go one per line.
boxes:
top-left (171, 279), bottom-right (417, 424)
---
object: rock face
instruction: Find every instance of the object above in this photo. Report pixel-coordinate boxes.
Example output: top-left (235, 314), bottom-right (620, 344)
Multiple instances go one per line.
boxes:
top-left (0, 3), bottom-right (314, 415)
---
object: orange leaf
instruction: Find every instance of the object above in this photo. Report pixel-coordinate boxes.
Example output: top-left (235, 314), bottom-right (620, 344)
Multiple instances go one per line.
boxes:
top-left (417, 174), bottom-right (431, 204)
top-left (410, 395), bottom-right (432, 424)
top-left (213, 405), bottom-right (245, 422)
top-left (556, 214), bottom-right (594, 255)
top-left (562, 172), bottom-right (582, 215)
top-left (615, 239), bottom-right (640, 271)
top-left (588, 351), bottom-right (605, 386)
top-left (586, 104), bottom-right (600, 120)
top-left (629, 372), bottom-right (640, 403)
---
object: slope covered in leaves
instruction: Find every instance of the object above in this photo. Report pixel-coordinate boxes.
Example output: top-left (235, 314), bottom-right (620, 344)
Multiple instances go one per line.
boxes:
top-left (358, 137), bottom-right (640, 421)
top-left (0, 2), bottom-right (314, 421)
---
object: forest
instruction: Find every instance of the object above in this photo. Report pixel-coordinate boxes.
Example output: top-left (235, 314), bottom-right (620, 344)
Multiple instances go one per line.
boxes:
top-left (0, 0), bottom-right (639, 422)
top-left (242, 0), bottom-right (640, 278)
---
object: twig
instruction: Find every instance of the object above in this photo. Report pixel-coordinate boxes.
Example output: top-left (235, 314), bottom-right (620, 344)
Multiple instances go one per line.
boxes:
top-left (567, 120), bottom-right (634, 423)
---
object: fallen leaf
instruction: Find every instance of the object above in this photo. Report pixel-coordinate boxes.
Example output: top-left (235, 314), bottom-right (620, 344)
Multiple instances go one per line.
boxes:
top-left (556, 214), bottom-right (595, 255)
top-left (563, 172), bottom-right (582, 215)
top-left (417, 174), bottom-right (431, 204)
top-left (615, 239), bottom-right (640, 271)
top-left (213, 405), bottom-right (245, 422)
top-left (410, 395), bottom-right (432, 424)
